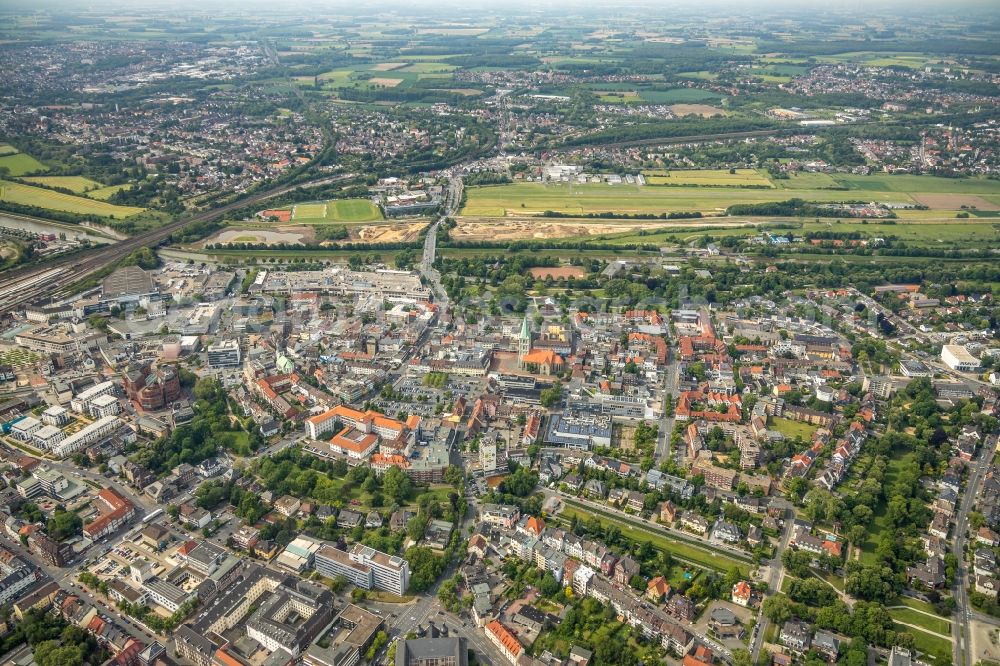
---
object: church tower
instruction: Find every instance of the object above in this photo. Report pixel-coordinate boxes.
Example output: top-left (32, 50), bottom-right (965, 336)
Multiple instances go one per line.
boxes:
top-left (517, 316), bottom-right (532, 369)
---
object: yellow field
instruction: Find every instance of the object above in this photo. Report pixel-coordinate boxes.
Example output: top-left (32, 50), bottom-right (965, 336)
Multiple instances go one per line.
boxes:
top-left (22, 176), bottom-right (104, 193)
top-left (0, 180), bottom-right (144, 218)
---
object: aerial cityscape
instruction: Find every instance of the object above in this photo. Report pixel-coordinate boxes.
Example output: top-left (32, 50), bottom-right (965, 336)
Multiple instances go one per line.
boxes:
top-left (0, 2), bottom-right (998, 666)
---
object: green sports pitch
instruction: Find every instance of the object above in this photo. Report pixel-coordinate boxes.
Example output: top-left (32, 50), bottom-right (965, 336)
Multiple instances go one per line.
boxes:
top-left (291, 198), bottom-right (383, 223)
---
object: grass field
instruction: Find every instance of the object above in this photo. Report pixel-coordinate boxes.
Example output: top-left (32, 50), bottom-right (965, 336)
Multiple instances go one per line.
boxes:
top-left (291, 198), bottom-right (383, 223)
top-left (460, 174), bottom-right (1000, 217)
top-left (888, 606), bottom-right (952, 635)
top-left (776, 172), bottom-right (841, 189)
top-left (460, 181), bottom-right (902, 216)
top-left (643, 169), bottom-right (773, 187)
top-left (832, 173), bottom-right (1000, 194)
top-left (859, 452), bottom-right (916, 564)
top-left (0, 144), bottom-right (19, 156)
top-left (0, 180), bottom-right (144, 218)
top-left (894, 624), bottom-right (952, 665)
top-left (22, 176), bottom-right (103, 193)
top-left (768, 417), bottom-right (821, 441)
top-left (85, 185), bottom-right (129, 201)
top-left (293, 61), bottom-right (456, 95)
top-left (559, 499), bottom-right (749, 574)
top-left (292, 202), bottom-right (328, 219)
top-left (0, 153), bottom-right (48, 177)
top-left (897, 596), bottom-right (938, 614)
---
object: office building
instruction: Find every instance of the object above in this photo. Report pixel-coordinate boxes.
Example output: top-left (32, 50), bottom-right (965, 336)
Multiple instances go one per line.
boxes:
top-left (349, 544), bottom-right (409, 595)
top-left (207, 340), bottom-right (241, 368)
top-left (941, 345), bottom-right (981, 372)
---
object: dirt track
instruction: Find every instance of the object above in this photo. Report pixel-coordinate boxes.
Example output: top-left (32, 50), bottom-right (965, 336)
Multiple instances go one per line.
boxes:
top-left (453, 216), bottom-right (767, 241)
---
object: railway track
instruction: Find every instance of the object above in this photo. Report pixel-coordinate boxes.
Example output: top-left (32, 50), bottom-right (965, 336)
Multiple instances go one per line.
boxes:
top-left (0, 174), bottom-right (355, 315)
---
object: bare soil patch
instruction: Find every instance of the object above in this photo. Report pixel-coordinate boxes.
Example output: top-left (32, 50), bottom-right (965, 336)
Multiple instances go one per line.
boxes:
top-left (347, 221), bottom-right (428, 244)
top-left (528, 266), bottom-right (586, 279)
top-left (204, 226), bottom-right (311, 246)
top-left (912, 193), bottom-right (1000, 211)
top-left (670, 103), bottom-right (726, 117)
top-left (454, 217), bottom-right (664, 241)
top-left (369, 78), bottom-right (404, 87)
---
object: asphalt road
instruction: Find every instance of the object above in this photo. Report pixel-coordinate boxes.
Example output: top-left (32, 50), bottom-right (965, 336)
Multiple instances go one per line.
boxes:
top-left (654, 355), bottom-right (680, 464)
top-left (952, 435), bottom-right (996, 666)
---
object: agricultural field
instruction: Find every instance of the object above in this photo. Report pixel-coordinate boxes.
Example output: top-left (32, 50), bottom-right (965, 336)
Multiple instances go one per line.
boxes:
top-left (776, 172), bottom-right (842, 189)
top-left (643, 169), bottom-right (773, 187)
top-left (85, 185), bottom-right (130, 201)
top-left (293, 59), bottom-right (458, 96)
top-left (585, 84), bottom-right (724, 105)
top-left (22, 175), bottom-right (104, 193)
top-left (670, 104), bottom-right (727, 117)
top-left (286, 198), bottom-right (383, 223)
top-left (461, 174), bottom-right (1000, 217)
top-left (831, 173), bottom-right (1000, 195)
top-left (460, 181), bottom-right (885, 216)
top-left (0, 152), bottom-right (48, 177)
top-left (0, 180), bottom-right (144, 218)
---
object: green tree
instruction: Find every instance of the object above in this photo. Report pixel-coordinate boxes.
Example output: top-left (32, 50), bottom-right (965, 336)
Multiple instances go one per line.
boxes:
top-left (383, 466), bottom-right (412, 503)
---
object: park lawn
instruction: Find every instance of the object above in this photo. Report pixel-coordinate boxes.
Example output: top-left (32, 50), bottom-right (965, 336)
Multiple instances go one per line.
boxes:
top-left (643, 169), bottom-right (773, 187)
top-left (811, 568), bottom-right (845, 592)
top-left (0, 180), bottom-right (144, 218)
top-left (894, 624), bottom-right (952, 665)
top-left (216, 431), bottom-right (252, 454)
top-left (859, 452), bottom-right (916, 564)
top-left (23, 176), bottom-right (104, 193)
top-left (768, 417), bottom-right (820, 441)
top-left (888, 607), bottom-right (952, 635)
top-left (0, 152), bottom-right (48, 176)
top-left (897, 596), bottom-right (938, 614)
top-left (559, 499), bottom-right (748, 575)
top-left (409, 484), bottom-right (457, 507)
